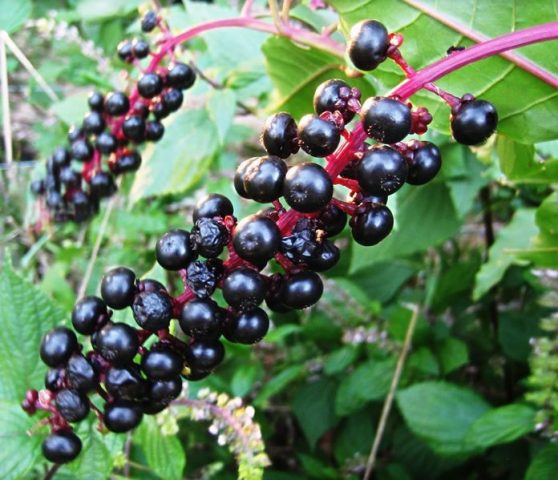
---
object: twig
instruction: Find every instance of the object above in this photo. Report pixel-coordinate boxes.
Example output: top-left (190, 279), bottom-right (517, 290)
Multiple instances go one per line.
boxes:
top-left (44, 463), bottom-right (60, 480)
top-left (0, 33), bottom-right (13, 166)
top-left (281, 0), bottom-right (293, 22)
top-left (77, 188), bottom-right (120, 299)
top-left (363, 304), bottom-right (420, 480)
top-left (240, 0), bottom-right (256, 17)
top-left (2, 32), bottom-right (59, 102)
top-left (268, 0), bottom-right (283, 33)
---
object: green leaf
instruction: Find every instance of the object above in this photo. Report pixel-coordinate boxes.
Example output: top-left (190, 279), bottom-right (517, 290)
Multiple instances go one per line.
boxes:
top-left (436, 338), bottom-right (469, 374)
top-left (0, 259), bottom-right (64, 401)
top-left (473, 209), bottom-right (538, 300)
top-left (129, 109), bottom-right (219, 203)
top-left (77, 0), bottom-right (141, 21)
top-left (0, 401), bottom-right (43, 480)
top-left (499, 312), bottom-right (541, 362)
top-left (50, 92), bottom-right (91, 126)
top-left (262, 36), bottom-right (374, 119)
top-left (324, 345), bottom-right (360, 375)
top-left (464, 404), bottom-right (535, 450)
top-left (330, 0), bottom-right (558, 143)
top-left (397, 381), bottom-right (490, 456)
top-left (0, 0), bottom-right (31, 33)
top-left (207, 89), bottom-right (237, 145)
top-left (255, 365), bottom-right (305, 407)
top-left (350, 182), bottom-right (461, 270)
top-left (408, 347), bottom-right (439, 376)
top-left (525, 443), bottom-right (558, 480)
top-left (335, 358), bottom-right (396, 415)
top-left (333, 408), bottom-right (374, 463)
top-left (292, 378), bottom-right (339, 449)
top-left (497, 136), bottom-right (558, 183)
top-left (135, 416), bottom-right (186, 480)
top-left (231, 363), bottom-right (263, 398)
top-left (298, 453), bottom-right (338, 479)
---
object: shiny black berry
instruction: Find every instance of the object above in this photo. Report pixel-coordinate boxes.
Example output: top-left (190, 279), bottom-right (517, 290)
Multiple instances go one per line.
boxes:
top-left (40, 327), bottom-right (78, 367)
top-left (52, 146), bottom-right (71, 167)
top-left (180, 298), bottom-right (223, 339)
top-left (306, 240), bottom-right (340, 272)
top-left (145, 121), bottom-right (165, 141)
top-left (167, 62), bottom-right (196, 90)
top-left (117, 40), bottom-right (133, 62)
top-left (297, 114), bottom-right (340, 157)
top-left (132, 290), bottom-right (173, 331)
top-left (149, 376), bottom-right (182, 403)
top-left (132, 39), bottom-right (150, 59)
top-left (71, 296), bottom-right (107, 335)
top-left (313, 78), bottom-right (359, 123)
top-left (283, 163), bottom-right (333, 213)
top-left (451, 99), bottom-right (498, 145)
top-left (83, 111), bottom-right (105, 135)
top-left (347, 20), bottom-right (389, 71)
top-left (350, 204), bottom-right (394, 246)
top-left (319, 204), bottom-right (347, 237)
top-left (30, 179), bottom-right (45, 195)
top-left (105, 366), bottom-right (146, 400)
top-left (89, 172), bottom-right (117, 198)
top-left (42, 430), bottom-right (82, 464)
top-left (104, 402), bottom-right (143, 433)
top-left (95, 323), bottom-right (139, 365)
top-left (139, 278), bottom-right (166, 293)
top-left (190, 218), bottom-right (229, 258)
top-left (406, 142), bottom-right (442, 185)
top-left (104, 92), bottom-right (130, 116)
top-left (66, 354), bottom-right (98, 393)
top-left (281, 271), bottom-right (323, 309)
top-left (141, 10), bottom-right (158, 32)
top-left (156, 229), bottom-right (196, 270)
top-left (185, 339), bottom-right (225, 371)
top-left (357, 145), bottom-right (408, 196)
top-left (162, 88), bottom-right (183, 111)
top-left (222, 268), bottom-right (266, 310)
top-left (67, 125), bottom-right (83, 143)
top-left (151, 100), bottom-right (170, 120)
top-left (71, 139), bottom-right (93, 162)
top-left (88, 91), bottom-right (104, 111)
top-left (262, 112), bottom-right (299, 158)
top-left (361, 97), bottom-right (412, 144)
top-left (111, 151), bottom-right (142, 174)
top-left (95, 132), bottom-right (117, 154)
top-left (138, 73), bottom-right (164, 99)
top-left (193, 194), bottom-right (233, 222)
top-left (141, 346), bottom-right (183, 380)
top-left (60, 168), bottom-right (81, 188)
top-left (233, 215), bottom-right (281, 264)
top-left (122, 115), bottom-right (146, 142)
top-left (55, 389), bottom-right (90, 422)
top-left (237, 156), bottom-right (287, 203)
top-left (101, 267), bottom-right (136, 309)
top-left (225, 308), bottom-right (269, 344)
top-left (45, 368), bottom-right (64, 391)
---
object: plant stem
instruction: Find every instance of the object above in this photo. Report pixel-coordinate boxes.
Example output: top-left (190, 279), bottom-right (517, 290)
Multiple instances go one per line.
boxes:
top-left (363, 305), bottom-right (420, 480)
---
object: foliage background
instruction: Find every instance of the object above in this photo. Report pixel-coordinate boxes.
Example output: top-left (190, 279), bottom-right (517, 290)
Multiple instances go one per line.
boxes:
top-left (0, 0), bottom-right (557, 478)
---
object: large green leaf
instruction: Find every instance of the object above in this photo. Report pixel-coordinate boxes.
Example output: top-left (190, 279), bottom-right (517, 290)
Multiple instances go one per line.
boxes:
top-left (497, 137), bottom-right (558, 184)
top-left (396, 381), bottom-right (490, 456)
top-left (0, 259), bottom-right (64, 401)
top-left (330, 0), bottom-right (558, 143)
top-left (0, 0), bottom-right (31, 33)
top-left (526, 443), bottom-right (558, 480)
top-left (262, 36), bottom-right (374, 119)
top-left (135, 416), bottom-right (186, 480)
top-left (129, 109), bottom-right (219, 203)
top-left (473, 208), bottom-right (538, 300)
top-left (349, 182), bottom-right (461, 270)
top-left (464, 404), bottom-right (535, 450)
top-left (77, 0), bottom-right (141, 21)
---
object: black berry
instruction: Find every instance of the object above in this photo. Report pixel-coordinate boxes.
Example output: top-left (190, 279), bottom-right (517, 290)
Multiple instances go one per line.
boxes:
top-left (222, 268), bottom-right (266, 310)
top-left (105, 366), bottom-right (146, 400)
top-left (185, 339), bottom-right (225, 371)
top-left (66, 354), bottom-right (98, 393)
top-left (95, 322), bottom-right (139, 365)
top-left (167, 62), bottom-right (196, 90)
top-left (122, 115), bottom-right (146, 142)
top-left (71, 139), bottom-right (93, 162)
top-left (357, 145), bottom-right (408, 196)
top-left (104, 92), bottom-right (130, 116)
top-left (141, 346), bottom-right (183, 380)
top-left (104, 402), bottom-right (143, 432)
top-left (319, 204), bottom-right (347, 237)
top-left (156, 229), bottom-right (196, 270)
top-left (406, 141), bottom-right (442, 185)
top-left (350, 204), bottom-right (394, 246)
top-left (262, 112), bottom-right (299, 158)
top-left (89, 172), bottom-right (117, 198)
top-left (95, 132), bottom-right (117, 154)
top-left (161, 88), bottom-right (183, 111)
top-left (100, 267), bottom-right (137, 309)
top-left (451, 99), bottom-right (498, 145)
top-left (236, 156), bottom-right (287, 203)
top-left (283, 163), bottom-right (333, 213)
top-left (117, 40), bottom-right (133, 62)
top-left (132, 290), bottom-right (173, 331)
top-left (42, 430), bottom-right (82, 464)
top-left (145, 121), bottom-right (165, 141)
top-left (132, 39), bottom-right (150, 59)
top-left (313, 78), bottom-right (359, 124)
top-left (141, 10), bottom-right (158, 32)
top-left (179, 298), bottom-right (223, 339)
top-left (148, 376), bottom-right (182, 403)
top-left (193, 194), bottom-right (233, 222)
top-left (83, 111), bottom-right (105, 135)
top-left (225, 308), bottom-right (269, 344)
top-left (281, 271), bottom-right (323, 309)
top-left (111, 151), bottom-right (142, 174)
top-left (186, 259), bottom-right (223, 298)
top-left (138, 73), bottom-right (164, 99)
top-left (55, 389), bottom-right (90, 422)
top-left (297, 114), bottom-right (340, 157)
top-left (88, 91), bottom-right (104, 111)
top-left (40, 327), bottom-right (78, 367)
top-left (233, 215), bottom-right (281, 264)
top-left (52, 146), bottom-right (71, 167)
top-left (347, 20), bottom-right (389, 71)
top-left (361, 97), bottom-right (412, 144)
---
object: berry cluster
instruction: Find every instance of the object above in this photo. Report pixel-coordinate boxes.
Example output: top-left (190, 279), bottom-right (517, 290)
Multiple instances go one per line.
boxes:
top-left (30, 10), bottom-right (196, 224)
top-left (24, 17), bottom-right (499, 466)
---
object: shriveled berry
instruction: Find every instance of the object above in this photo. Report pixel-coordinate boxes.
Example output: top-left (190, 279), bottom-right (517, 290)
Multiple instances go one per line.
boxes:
top-left (132, 290), bottom-right (173, 331)
top-left (148, 376), bottom-right (182, 402)
top-left (145, 121), bottom-right (164, 141)
top-left (105, 366), bottom-right (146, 400)
top-left (138, 73), bottom-right (164, 99)
top-left (361, 97), bottom-right (412, 144)
top-left (83, 111), bottom-right (105, 135)
top-left (104, 402), bottom-right (143, 432)
top-left (283, 163), bottom-right (333, 213)
top-left (186, 259), bottom-right (223, 298)
top-left (42, 430), bottom-right (82, 464)
top-left (281, 271), bottom-right (323, 309)
top-left (357, 145), bottom-right (408, 196)
top-left (55, 389), bottom-right (90, 422)
top-left (104, 92), bottom-right (130, 116)
top-left (350, 204), bottom-right (394, 246)
top-left (239, 156), bottom-right (287, 203)
top-left (180, 298), bottom-right (223, 339)
top-left (101, 267), bottom-right (136, 309)
top-left (347, 20), bottom-right (389, 71)
top-left (167, 62), bottom-right (196, 90)
top-left (222, 268), bottom-right (266, 310)
top-left (406, 141), bottom-right (442, 185)
top-left (451, 99), bottom-right (498, 145)
top-left (193, 194), bottom-right (233, 222)
top-left (225, 308), bottom-right (269, 344)
top-left (122, 115), bottom-right (146, 142)
top-left (141, 346), bottom-right (183, 380)
top-left (185, 339), bottom-right (225, 371)
top-left (67, 354), bottom-right (98, 393)
top-left (262, 112), bottom-right (299, 158)
top-left (89, 172), bottom-right (117, 198)
top-left (40, 327), bottom-right (78, 367)
top-left (95, 322), bottom-right (139, 365)
top-left (233, 215), bottom-right (281, 264)
top-left (190, 218), bottom-right (229, 258)
top-left (297, 114), bottom-right (340, 157)
top-left (156, 229), bottom-right (196, 270)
